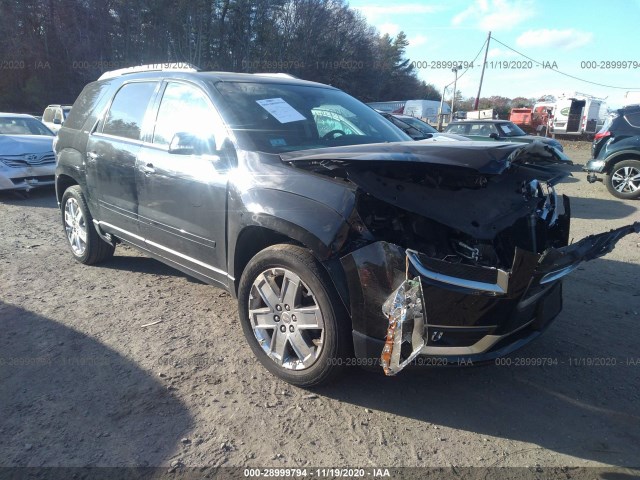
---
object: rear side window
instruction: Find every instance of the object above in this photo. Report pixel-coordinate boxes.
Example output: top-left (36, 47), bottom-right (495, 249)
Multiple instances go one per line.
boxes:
top-left (469, 123), bottom-right (498, 135)
top-left (102, 82), bottom-right (156, 140)
top-left (625, 112), bottom-right (640, 128)
top-left (446, 123), bottom-right (468, 134)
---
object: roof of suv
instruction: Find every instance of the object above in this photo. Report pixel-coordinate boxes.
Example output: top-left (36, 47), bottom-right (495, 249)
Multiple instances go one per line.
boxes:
top-left (97, 66), bottom-right (335, 89)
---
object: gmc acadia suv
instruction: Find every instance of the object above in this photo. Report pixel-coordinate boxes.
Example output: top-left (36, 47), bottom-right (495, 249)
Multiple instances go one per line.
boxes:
top-left (55, 65), bottom-right (639, 386)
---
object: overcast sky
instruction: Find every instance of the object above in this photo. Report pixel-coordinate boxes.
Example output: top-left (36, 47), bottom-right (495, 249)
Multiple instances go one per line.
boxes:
top-left (348, 0), bottom-right (640, 108)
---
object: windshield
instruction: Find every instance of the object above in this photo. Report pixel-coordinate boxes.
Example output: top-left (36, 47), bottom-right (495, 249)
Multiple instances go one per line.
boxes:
top-left (0, 117), bottom-right (54, 136)
top-left (497, 122), bottom-right (527, 137)
top-left (399, 116), bottom-right (438, 134)
top-left (214, 82), bottom-right (411, 153)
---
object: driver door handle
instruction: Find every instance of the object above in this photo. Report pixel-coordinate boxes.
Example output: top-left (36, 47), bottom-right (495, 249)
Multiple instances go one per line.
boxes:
top-left (141, 163), bottom-right (155, 175)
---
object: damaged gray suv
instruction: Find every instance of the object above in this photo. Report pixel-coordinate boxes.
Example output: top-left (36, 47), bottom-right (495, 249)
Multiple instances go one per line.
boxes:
top-left (55, 65), bottom-right (639, 386)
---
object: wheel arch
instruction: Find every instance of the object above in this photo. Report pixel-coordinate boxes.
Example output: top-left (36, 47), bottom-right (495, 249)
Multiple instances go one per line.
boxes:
top-left (230, 222), bottom-right (351, 316)
top-left (603, 151), bottom-right (640, 173)
top-left (55, 173), bottom-right (80, 205)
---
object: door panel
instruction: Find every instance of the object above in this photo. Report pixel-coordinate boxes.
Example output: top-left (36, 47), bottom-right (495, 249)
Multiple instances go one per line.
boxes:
top-left (85, 81), bottom-right (158, 239)
top-left (137, 81), bottom-right (232, 285)
top-left (137, 148), bottom-right (228, 280)
top-left (87, 135), bottom-right (142, 236)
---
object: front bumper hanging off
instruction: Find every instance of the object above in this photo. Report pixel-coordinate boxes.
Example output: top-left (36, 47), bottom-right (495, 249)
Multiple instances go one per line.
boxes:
top-left (341, 222), bottom-right (640, 375)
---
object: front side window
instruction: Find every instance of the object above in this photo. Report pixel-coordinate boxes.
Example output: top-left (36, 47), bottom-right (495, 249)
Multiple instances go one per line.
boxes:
top-left (102, 82), bottom-right (157, 140)
top-left (153, 82), bottom-right (226, 153)
top-left (498, 122), bottom-right (527, 137)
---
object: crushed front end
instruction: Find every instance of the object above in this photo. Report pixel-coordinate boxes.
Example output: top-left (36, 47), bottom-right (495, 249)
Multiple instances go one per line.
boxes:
top-left (284, 142), bottom-right (640, 375)
top-left (346, 159), bottom-right (640, 374)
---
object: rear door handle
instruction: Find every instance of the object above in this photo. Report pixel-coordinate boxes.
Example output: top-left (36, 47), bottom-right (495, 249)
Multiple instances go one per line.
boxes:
top-left (141, 163), bottom-right (155, 175)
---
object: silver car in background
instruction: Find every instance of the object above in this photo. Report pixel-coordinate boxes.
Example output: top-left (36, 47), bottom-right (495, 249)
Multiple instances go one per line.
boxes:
top-left (0, 113), bottom-right (56, 192)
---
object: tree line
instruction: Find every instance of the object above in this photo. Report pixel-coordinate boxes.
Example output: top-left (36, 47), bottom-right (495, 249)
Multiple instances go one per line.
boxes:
top-left (0, 0), bottom-right (442, 113)
top-left (456, 95), bottom-right (539, 120)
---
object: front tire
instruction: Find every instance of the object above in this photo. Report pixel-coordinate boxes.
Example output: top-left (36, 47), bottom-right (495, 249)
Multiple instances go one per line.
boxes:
top-left (61, 186), bottom-right (115, 264)
top-left (238, 244), bottom-right (350, 387)
top-left (605, 159), bottom-right (640, 199)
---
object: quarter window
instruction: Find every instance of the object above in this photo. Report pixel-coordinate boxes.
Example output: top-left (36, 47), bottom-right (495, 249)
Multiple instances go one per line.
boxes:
top-left (625, 112), bottom-right (640, 128)
top-left (102, 82), bottom-right (157, 140)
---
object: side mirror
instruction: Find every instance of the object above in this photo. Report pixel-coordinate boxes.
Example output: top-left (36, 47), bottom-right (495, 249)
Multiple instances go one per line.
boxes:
top-left (53, 118), bottom-right (62, 125)
top-left (169, 132), bottom-right (201, 155)
top-left (489, 132), bottom-right (499, 139)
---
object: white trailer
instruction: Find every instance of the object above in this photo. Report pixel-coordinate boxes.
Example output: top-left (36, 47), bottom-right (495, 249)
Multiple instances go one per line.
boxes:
top-left (551, 93), bottom-right (607, 136)
top-left (403, 100), bottom-right (450, 123)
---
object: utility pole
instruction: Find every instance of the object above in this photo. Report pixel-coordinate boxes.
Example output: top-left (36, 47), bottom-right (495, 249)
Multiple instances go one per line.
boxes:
top-left (437, 84), bottom-right (447, 131)
top-left (450, 66), bottom-right (459, 122)
top-left (474, 31), bottom-right (491, 110)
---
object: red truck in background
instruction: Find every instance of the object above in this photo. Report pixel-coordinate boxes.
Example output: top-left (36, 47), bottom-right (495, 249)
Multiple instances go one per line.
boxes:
top-left (509, 102), bottom-right (555, 136)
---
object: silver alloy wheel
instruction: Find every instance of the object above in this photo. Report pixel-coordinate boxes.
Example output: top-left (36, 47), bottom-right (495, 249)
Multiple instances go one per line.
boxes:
top-left (611, 165), bottom-right (640, 193)
top-left (64, 197), bottom-right (87, 256)
top-left (248, 268), bottom-right (325, 370)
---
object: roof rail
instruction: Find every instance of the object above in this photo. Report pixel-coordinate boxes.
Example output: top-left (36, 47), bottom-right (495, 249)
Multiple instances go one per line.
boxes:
top-left (98, 63), bottom-right (199, 81)
top-left (252, 73), bottom-right (298, 79)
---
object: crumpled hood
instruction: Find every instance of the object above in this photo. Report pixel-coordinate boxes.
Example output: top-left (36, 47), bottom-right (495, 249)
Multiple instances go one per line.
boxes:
top-left (281, 140), bottom-right (570, 175)
top-left (0, 135), bottom-right (54, 155)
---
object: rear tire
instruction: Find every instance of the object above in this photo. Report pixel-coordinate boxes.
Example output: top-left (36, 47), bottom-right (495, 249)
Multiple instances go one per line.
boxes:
top-left (61, 186), bottom-right (115, 264)
top-left (238, 244), bottom-right (350, 387)
top-left (605, 159), bottom-right (640, 199)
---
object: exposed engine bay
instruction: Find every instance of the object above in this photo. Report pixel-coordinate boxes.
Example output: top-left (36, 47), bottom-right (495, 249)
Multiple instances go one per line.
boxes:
top-left (283, 140), bottom-right (573, 269)
top-left (349, 163), bottom-right (571, 270)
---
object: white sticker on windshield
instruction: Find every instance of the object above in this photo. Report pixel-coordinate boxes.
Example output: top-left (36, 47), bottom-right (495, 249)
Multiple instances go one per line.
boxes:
top-left (256, 98), bottom-right (306, 124)
top-left (502, 125), bottom-right (511, 133)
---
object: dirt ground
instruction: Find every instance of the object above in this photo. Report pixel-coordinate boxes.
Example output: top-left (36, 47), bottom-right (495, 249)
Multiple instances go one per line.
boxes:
top-left (1, 142), bottom-right (639, 473)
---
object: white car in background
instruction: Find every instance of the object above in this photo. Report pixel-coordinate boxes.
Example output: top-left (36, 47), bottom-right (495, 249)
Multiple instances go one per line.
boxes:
top-left (42, 104), bottom-right (72, 133)
top-left (0, 113), bottom-right (56, 192)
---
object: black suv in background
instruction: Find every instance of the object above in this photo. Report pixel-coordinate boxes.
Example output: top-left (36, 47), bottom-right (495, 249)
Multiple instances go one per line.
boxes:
top-left (55, 65), bottom-right (638, 386)
top-left (585, 104), bottom-right (640, 199)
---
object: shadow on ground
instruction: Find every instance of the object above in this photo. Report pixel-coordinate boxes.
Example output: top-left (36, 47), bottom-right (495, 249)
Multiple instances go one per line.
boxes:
top-left (0, 302), bottom-right (194, 467)
top-left (0, 187), bottom-right (57, 210)
top-left (318, 258), bottom-right (640, 467)
top-left (568, 196), bottom-right (638, 220)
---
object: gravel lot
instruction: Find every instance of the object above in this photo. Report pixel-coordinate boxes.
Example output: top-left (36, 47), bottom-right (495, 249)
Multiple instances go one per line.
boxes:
top-left (1, 142), bottom-right (639, 473)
